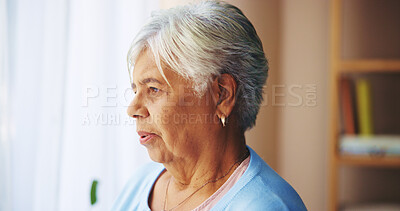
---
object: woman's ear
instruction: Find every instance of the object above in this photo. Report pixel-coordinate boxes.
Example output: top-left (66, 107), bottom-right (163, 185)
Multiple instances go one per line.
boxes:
top-left (211, 74), bottom-right (237, 117)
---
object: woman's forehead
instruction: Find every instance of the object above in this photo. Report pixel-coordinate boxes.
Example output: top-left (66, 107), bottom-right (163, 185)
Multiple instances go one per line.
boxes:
top-left (131, 51), bottom-right (164, 83)
top-left (131, 51), bottom-right (190, 88)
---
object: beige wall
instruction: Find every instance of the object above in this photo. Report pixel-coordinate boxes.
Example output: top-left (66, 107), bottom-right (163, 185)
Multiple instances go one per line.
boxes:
top-left (159, 1), bottom-right (329, 210)
top-left (279, 1), bottom-right (329, 210)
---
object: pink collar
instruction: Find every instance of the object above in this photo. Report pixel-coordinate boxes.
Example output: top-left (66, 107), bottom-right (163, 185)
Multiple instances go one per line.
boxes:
top-left (192, 155), bottom-right (251, 211)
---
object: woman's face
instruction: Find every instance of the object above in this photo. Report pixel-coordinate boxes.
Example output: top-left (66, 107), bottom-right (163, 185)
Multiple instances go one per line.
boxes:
top-left (128, 50), bottom-right (219, 163)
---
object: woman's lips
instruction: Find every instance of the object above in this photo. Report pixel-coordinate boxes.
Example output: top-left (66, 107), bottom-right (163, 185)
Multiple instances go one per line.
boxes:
top-left (137, 131), bottom-right (156, 145)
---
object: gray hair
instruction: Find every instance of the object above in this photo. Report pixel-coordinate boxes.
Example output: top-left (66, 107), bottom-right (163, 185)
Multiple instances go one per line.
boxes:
top-left (127, 0), bottom-right (268, 131)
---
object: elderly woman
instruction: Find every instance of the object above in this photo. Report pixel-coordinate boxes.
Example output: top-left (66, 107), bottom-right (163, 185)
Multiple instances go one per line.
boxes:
top-left (113, 1), bottom-right (306, 210)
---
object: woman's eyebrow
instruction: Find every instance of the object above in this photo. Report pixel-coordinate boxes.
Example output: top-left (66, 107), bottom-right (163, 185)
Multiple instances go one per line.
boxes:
top-left (131, 78), bottom-right (163, 89)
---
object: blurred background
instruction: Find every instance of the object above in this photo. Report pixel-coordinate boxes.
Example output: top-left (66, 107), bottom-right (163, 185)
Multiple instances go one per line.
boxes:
top-left (1, 0), bottom-right (399, 211)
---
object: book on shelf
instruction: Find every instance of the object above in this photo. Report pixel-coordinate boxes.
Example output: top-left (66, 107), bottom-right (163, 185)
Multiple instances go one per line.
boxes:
top-left (339, 135), bottom-right (400, 156)
top-left (339, 77), bottom-right (356, 134)
top-left (355, 78), bottom-right (374, 136)
top-left (338, 75), bottom-right (400, 156)
top-left (340, 75), bottom-right (400, 136)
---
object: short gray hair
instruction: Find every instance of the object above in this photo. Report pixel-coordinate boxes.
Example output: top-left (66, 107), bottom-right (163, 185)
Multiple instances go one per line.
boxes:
top-left (127, 0), bottom-right (268, 131)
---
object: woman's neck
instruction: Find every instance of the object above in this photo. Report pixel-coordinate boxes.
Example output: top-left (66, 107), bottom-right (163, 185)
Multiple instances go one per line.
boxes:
top-left (162, 126), bottom-right (247, 191)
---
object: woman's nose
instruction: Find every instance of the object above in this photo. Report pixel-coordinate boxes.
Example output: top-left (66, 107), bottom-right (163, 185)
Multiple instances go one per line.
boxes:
top-left (127, 93), bottom-right (149, 118)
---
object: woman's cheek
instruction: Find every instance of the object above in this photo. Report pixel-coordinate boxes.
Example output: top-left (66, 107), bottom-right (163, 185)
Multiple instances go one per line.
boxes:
top-left (155, 107), bottom-right (170, 125)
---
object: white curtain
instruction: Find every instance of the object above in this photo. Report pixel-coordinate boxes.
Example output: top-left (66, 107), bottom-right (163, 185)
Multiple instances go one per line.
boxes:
top-left (0, 0), bottom-right (12, 210)
top-left (1, 0), bottom-right (157, 210)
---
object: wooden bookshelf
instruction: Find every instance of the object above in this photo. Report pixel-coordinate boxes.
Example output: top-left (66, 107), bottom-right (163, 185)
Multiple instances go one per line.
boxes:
top-left (329, 0), bottom-right (400, 210)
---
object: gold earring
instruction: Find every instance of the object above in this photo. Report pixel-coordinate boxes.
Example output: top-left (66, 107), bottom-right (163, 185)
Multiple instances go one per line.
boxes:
top-left (221, 115), bottom-right (226, 127)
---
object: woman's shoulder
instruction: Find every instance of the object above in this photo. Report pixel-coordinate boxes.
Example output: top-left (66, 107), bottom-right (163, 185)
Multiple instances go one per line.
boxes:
top-left (214, 147), bottom-right (307, 211)
top-left (122, 162), bottom-right (164, 191)
top-left (230, 173), bottom-right (307, 211)
top-left (111, 162), bottom-right (164, 211)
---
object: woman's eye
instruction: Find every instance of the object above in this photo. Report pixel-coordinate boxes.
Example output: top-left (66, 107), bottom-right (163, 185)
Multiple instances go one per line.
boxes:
top-left (150, 87), bottom-right (160, 93)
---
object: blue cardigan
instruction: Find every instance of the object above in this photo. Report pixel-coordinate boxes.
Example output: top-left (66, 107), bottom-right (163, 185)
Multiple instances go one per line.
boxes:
top-left (112, 146), bottom-right (307, 210)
